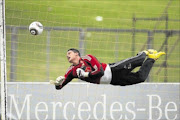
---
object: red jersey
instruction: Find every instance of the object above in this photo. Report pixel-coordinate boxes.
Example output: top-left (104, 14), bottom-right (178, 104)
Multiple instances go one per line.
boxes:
top-left (56, 54), bottom-right (107, 90)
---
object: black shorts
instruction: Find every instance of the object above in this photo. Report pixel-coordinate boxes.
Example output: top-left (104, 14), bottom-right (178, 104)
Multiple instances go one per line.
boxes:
top-left (109, 52), bottom-right (154, 86)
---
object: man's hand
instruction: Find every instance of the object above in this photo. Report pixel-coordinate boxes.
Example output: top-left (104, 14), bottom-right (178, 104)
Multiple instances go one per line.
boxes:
top-left (76, 68), bottom-right (89, 78)
top-left (49, 76), bottom-right (65, 86)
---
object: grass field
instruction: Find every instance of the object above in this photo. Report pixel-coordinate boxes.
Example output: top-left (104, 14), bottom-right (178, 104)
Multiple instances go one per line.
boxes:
top-left (5, 0), bottom-right (180, 82)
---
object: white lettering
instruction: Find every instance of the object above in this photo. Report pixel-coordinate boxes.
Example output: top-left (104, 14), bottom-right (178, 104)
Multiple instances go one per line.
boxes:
top-left (63, 101), bottom-right (75, 120)
top-left (93, 94), bottom-right (106, 119)
top-left (165, 102), bottom-right (177, 120)
top-left (35, 102), bottom-right (48, 120)
top-left (78, 101), bottom-right (91, 120)
top-left (9, 94), bottom-right (31, 120)
top-left (51, 102), bottom-right (62, 119)
top-left (110, 102), bottom-right (123, 120)
top-left (148, 94), bottom-right (162, 120)
top-left (125, 102), bottom-right (136, 119)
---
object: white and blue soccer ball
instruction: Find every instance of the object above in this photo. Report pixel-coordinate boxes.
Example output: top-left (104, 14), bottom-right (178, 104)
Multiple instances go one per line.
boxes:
top-left (29, 21), bottom-right (43, 35)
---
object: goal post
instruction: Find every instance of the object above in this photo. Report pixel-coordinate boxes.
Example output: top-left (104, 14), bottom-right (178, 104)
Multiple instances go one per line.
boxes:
top-left (0, 0), bottom-right (7, 119)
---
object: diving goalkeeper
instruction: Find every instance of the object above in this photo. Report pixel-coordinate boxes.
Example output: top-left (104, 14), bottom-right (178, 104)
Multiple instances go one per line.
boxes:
top-left (51, 48), bottom-right (165, 90)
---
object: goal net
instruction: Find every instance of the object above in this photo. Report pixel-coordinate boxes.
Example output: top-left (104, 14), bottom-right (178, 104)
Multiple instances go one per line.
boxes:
top-left (1, 0), bottom-right (180, 119)
top-left (4, 1), bottom-right (179, 83)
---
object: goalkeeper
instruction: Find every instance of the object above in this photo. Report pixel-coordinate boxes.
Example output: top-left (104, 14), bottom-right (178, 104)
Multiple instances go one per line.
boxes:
top-left (52, 48), bottom-right (165, 90)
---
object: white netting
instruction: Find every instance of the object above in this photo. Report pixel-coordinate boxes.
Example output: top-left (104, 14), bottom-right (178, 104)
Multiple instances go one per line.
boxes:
top-left (5, 1), bottom-right (179, 82)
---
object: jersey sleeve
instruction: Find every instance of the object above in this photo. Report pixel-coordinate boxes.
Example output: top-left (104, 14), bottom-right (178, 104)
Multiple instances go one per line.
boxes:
top-left (55, 66), bottom-right (74, 90)
top-left (83, 54), bottom-right (104, 79)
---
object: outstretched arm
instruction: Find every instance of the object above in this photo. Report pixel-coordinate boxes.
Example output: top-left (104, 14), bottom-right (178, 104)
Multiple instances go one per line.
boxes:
top-left (55, 74), bottom-right (73, 90)
top-left (51, 66), bottom-right (74, 90)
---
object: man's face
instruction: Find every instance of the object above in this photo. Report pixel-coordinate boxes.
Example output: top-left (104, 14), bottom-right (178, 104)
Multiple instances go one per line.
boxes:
top-left (66, 50), bottom-right (78, 63)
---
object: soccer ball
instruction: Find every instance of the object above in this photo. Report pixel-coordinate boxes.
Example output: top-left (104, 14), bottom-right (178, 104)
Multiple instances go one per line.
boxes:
top-left (29, 21), bottom-right (43, 35)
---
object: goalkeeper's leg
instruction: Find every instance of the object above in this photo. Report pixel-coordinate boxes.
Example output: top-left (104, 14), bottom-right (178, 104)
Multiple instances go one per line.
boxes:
top-left (110, 50), bottom-right (165, 86)
top-left (124, 50), bottom-right (166, 85)
top-left (110, 58), bottom-right (154, 86)
top-left (109, 51), bottom-right (147, 72)
top-left (122, 58), bottom-right (155, 85)
top-left (110, 51), bottom-right (147, 86)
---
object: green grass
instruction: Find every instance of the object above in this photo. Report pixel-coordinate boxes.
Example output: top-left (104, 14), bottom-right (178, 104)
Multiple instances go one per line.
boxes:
top-left (5, 0), bottom-right (180, 82)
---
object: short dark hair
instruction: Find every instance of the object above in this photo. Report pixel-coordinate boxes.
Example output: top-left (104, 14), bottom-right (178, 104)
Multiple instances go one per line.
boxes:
top-left (67, 48), bottom-right (81, 56)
